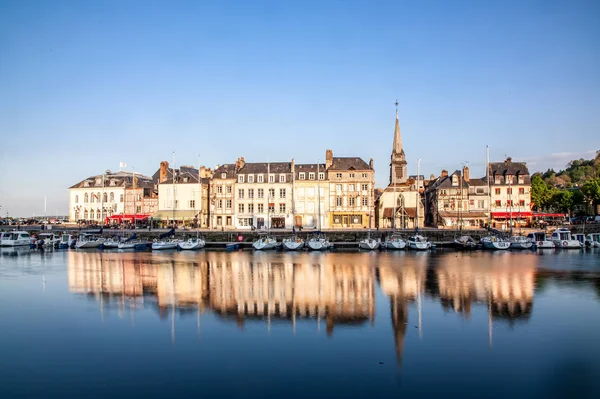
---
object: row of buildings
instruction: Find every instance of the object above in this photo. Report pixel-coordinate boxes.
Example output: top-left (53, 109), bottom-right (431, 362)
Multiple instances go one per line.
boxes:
top-left (68, 109), bottom-right (533, 230)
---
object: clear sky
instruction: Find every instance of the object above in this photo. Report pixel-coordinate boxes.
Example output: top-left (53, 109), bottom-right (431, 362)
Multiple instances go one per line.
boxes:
top-left (1, 0), bottom-right (599, 217)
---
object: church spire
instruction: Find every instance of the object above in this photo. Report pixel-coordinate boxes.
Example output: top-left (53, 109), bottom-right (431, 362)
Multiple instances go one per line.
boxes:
top-left (393, 99), bottom-right (403, 155)
top-left (390, 99), bottom-right (407, 185)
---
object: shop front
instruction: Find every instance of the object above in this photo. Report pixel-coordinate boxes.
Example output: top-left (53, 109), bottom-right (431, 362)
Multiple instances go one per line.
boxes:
top-left (330, 212), bottom-right (369, 228)
top-left (490, 211), bottom-right (532, 229)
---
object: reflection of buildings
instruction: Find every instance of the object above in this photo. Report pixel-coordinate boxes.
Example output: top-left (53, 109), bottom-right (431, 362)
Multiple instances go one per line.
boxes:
top-left (378, 257), bottom-right (427, 365)
top-left (435, 253), bottom-right (535, 322)
top-left (67, 252), bottom-right (375, 336)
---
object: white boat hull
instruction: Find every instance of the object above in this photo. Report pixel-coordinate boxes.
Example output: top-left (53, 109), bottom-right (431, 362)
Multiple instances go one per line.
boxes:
top-left (178, 239), bottom-right (205, 250)
top-left (76, 240), bottom-right (103, 249)
top-left (307, 240), bottom-right (330, 251)
top-left (535, 240), bottom-right (554, 249)
top-left (359, 239), bottom-right (380, 250)
top-left (152, 241), bottom-right (178, 250)
top-left (408, 241), bottom-right (430, 250)
top-left (252, 240), bottom-right (277, 250)
top-left (552, 240), bottom-right (582, 249)
top-left (482, 240), bottom-right (510, 250)
top-left (1, 240), bottom-right (32, 247)
top-left (385, 240), bottom-right (406, 250)
top-left (510, 242), bottom-right (533, 249)
top-left (282, 239), bottom-right (304, 250)
top-left (118, 242), bottom-right (137, 250)
top-left (103, 240), bottom-right (120, 248)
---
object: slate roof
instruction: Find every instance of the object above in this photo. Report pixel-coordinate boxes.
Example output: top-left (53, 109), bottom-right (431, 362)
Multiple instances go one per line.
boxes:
top-left (213, 164), bottom-right (237, 179)
top-left (69, 171), bottom-right (152, 189)
top-left (159, 167), bottom-right (201, 185)
top-left (468, 177), bottom-right (487, 186)
top-left (426, 171), bottom-right (469, 191)
top-left (328, 157), bottom-right (370, 171)
top-left (295, 163), bottom-right (326, 179)
top-left (237, 162), bottom-right (291, 174)
top-left (488, 160), bottom-right (530, 177)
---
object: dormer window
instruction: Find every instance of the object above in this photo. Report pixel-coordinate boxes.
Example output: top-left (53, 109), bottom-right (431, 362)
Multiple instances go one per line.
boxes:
top-left (505, 175), bottom-right (513, 184)
top-left (95, 178), bottom-right (102, 186)
top-left (109, 180), bottom-right (116, 187)
top-left (318, 172), bottom-right (325, 180)
top-left (452, 175), bottom-right (458, 186)
top-left (248, 175), bottom-right (254, 183)
top-left (309, 172), bottom-right (315, 180)
top-left (238, 175), bottom-right (245, 183)
top-left (221, 173), bottom-right (227, 179)
top-left (257, 175), bottom-right (264, 183)
top-left (183, 177), bottom-right (189, 183)
top-left (518, 175), bottom-right (524, 184)
top-left (279, 174), bottom-right (286, 183)
top-left (299, 172), bottom-right (305, 180)
top-left (268, 174), bottom-right (275, 183)
top-left (84, 181), bottom-right (90, 187)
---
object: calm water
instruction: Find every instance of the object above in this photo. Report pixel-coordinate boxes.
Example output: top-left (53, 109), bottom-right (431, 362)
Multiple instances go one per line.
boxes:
top-left (1, 248), bottom-right (599, 399)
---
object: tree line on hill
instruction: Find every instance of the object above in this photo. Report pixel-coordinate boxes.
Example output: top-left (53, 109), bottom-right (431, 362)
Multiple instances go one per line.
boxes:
top-left (531, 151), bottom-right (600, 215)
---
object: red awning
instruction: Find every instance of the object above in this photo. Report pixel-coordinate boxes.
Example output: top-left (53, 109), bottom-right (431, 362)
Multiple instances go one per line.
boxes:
top-left (107, 214), bottom-right (150, 222)
top-left (491, 212), bottom-right (532, 219)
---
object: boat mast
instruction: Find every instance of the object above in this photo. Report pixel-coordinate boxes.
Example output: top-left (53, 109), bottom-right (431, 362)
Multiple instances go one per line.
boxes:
top-left (132, 166), bottom-right (136, 230)
top-left (267, 160), bottom-right (270, 234)
top-left (416, 159), bottom-right (421, 231)
top-left (317, 160), bottom-right (322, 231)
top-left (486, 145), bottom-right (491, 229)
top-left (172, 151), bottom-right (176, 229)
top-left (197, 155), bottom-right (201, 238)
top-left (291, 159), bottom-right (295, 236)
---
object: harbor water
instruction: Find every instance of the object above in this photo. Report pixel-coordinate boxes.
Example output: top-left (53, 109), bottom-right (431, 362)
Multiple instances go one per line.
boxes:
top-left (0, 249), bottom-right (599, 398)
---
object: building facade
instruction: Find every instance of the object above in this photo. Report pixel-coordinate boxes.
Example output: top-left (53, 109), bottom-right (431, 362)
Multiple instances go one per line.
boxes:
top-left (488, 157), bottom-right (532, 228)
top-left (210, 163), bottom-right (237, 229)
top-left (294, 162), bottom-right (330, 229)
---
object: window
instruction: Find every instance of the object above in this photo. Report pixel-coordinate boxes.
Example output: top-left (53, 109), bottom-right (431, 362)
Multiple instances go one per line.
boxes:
top-left (319, 187), bottom-right (325, 198)
top-left (248, 175), bottom-right (254, 183)
top-left (361, 184), bottom-right (368, 191)
top-left (518, 175), bottom-right (524, 184)
top-left (469, 199), bottom-right (474, 206)
top-left (336, 173), bottom-right (342, 179)
top-left (476, 187), bottom-right (485, 194)
top-left (90, 193), bottom-right (95, 203)
top-left (336, 197), bottom-right (343, 207)
top-left (507, 200), bottom-right (513, 206)
top-left (361, 173), bottom-right (368, 178)
top-left (495, 188), bottom-right (501, 195)
top-left (279, 174), bottom-right (286, 183)
top-left (84, 193), bottom-right (88, 203)
top-left (348, 184), bottom-right (355, 192)
top-left (362, 197), bottom-right (368, 206)
top-left (440, 189), bottom-right (447, 196)
top-left (175, 200), bottom-right (179, 208)
top-left (268, 203), bottom-right (275, 212)
top-left (189, 200), bottom-right (196, 208)
top-left (120, 194), bottom-right (124, 203)
top-left (349, 197), bottom-right (355, 206)
top-left (299, 172), bottom-right (305, 180)
top-left (279, 188), bottom-right (286, 198)
top-left (505, 175), bottom-right (513, 184)
top-left (226, 186), bottom-right (232, 194)
top-left (238, 189), bottom-right (245, 199)
top-left (238, 175), bottom-right (245, 183)
top-left (507, 188), bottom-right (512, 195)
top-left (226, 216), bottom-right (232, 226)
top-left (90, 209), bottom-right (95, 219)
top-left (495, 177), bottom-right (502, 184)
top-left (495, 200), bottom-right (501, 207)
top-left (221, 173), bottom-right (227, 179)
top-left (307, 187), bottom-right (315, 197)
top-left (136, 205), bottom-right (141, 213)
top-left (336, 184), bottom-right (342, 192)
top-left (318, 172), bottom-right (324, 180)
top-left (248, 204), bottom-right (254, 213)
top-left (102, 193), bottom-right (108, 202)
top-left (349, 173), bottom-right (355, 178)
top-left (268, 174), bottom-right (275, 183)
top-left (309, 172), bottom-right (315, 180)
top-left (279, 203), bottom-right (286, 213)
top-left (258, 203), bottom-right (264, 213)
top-left (75, 195), bottom-right (79, 203)
top-left (217, 216), bottom-right (222, 226)
top-left (226, 199), bottom-right (232, 209)
top-left (109, 192), bottom-right (114, 202)
top-left (258, 188), bottom-right (264, 199)
top-left (217, 186), bottom-right (222, 194)
top-left (333, 215), bottom-right (341, 224)
top-left (248, 189), bottom-right (254, 199)
top-left (257, 175), bottom-right (264, 183)
top-left (478, 200), bottom-right (485, 208)
top-left (519, 187), bottom-right (525, 195)
top-left (217, 200), bottom-right (222, 209)
top-left (519, 200), bottom-right (525, 206)
top-left (269, 188), bottom-right (275, 198)
top-left (238, 203), bottom-right (244, 213)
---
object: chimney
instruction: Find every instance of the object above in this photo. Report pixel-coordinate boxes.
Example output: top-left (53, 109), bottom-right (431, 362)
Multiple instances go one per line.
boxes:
top-left (235, 157), bottom-right (246, 171)
top-left (159, 161), bottom-right (169, 183)
top-left (429, 174), bottom-right (435, 181)
top-left (325, 149), bottom-right (333, 169)
top-left (441, 169), bottom-right (448, 177)
top-left (463, 166), bottom-right (470, 182)
top-left (505, 157), bottom-right (512, 163)
top-left (369, 158), bottom-right (374, 170)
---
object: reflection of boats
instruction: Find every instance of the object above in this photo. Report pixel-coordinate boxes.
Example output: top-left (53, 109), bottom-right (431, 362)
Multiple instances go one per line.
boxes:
top-left (586, 233), bottom-right (600, 248)
top-left (407, 234), bottom-right (431, 250)
top-left (550, 228), bottom-right (582, 249)
top-left (527, 231), bottom-right (553, 249)
top-left (76, 233), bottom-right (104, 249)
top-left (453, 235), bottom-right (477, 250)
top-left (509, 236), bottom-right (533, 250)
top-left (481, 236), bottom-right (510, 250)
top-left (0, 231), bottom-right (32, 247)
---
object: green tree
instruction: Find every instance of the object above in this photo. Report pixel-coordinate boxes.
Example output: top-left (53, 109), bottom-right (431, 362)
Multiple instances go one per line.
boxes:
top-left (549, 190), bottom-right (574, 213)
top-left (581, 178), bottom-right (600, 211)
top-left (531, 174), bottom-right (552, 210)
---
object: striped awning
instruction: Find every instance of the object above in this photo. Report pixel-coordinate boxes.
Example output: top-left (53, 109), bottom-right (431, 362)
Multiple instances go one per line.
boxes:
top-left (150, 210), bottom-right (199, 220)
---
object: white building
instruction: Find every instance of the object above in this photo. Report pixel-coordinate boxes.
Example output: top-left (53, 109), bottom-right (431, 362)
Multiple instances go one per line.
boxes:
top-left (294, 162), bottom-right (329, 229)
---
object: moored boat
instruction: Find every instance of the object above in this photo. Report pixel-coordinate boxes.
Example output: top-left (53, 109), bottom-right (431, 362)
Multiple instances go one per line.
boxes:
top-left (586, 233), bottom-right (600, 248)
top-left (407, 234), bottom-right (431, 250)
top-left (75, 233), bottom-right (104, 249)
top-left (550, 228), bottom-right (582, 249)
top-left (358, 236), bottom-right (380, 250)
top-left (35, 233), bottom-right (61, 248)
top-left (0, 232), bottom-right (12, 246)
top-left (307, 232), bottom-right (330, 251)
top-left (103, 237), bottom-right (121, 249)
top-left (252, 234), bottom-right (277, 250)
top-left (481, 236), bottom-right (510, 250)
top-left (384, 233), bottom-right (406, 250)
top-left (573, 233), bottom-right (589, 248)
top-left (453, 235), bottom-right (477, 250)
top-left (527, 231), bottom-right (554, 249)
top-left (282, 236), bottom-right (304, 250)
top-left (0, 231), bottom-right (33, 247)
top-left (509, 235), bottom-right (533, 250)
top-left (59, 234), bottom-right (77, 248)
top-left (178, 237), bottom-right (206, 250)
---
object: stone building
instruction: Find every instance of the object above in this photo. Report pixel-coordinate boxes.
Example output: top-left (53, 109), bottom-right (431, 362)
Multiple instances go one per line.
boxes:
top-left (488, 157), bottom-right (532, 229)
top-left (293, 162), bottom-right (330, 229)
top-left (210, 162), bottom-right (237, 229)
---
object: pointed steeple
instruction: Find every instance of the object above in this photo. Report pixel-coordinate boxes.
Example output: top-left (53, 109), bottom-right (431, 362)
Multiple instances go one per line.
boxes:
top-left (390, 99), bottom-right (408, 185)
top-left (393, 100), bottom-right (404, 156)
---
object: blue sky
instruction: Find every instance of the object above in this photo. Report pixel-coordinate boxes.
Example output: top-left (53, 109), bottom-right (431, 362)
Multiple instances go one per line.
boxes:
top-left (1, 0), bottom-right (599, 217)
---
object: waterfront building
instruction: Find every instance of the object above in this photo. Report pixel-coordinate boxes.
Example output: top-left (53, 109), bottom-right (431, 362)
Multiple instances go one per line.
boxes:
top-left (325, 149), bottom-right (376, 228)
top-left (153, 161), bottom-right (212, 227)
top-left (210, 162), bottom-right (237, 229)
top-left (488, 157), bottom-right (532, 229)
top-left (375, 107), bottom-right (423, 229)
top-left (233, 158), bottom-right (294, 230)
top-left (293, 161), bottom-right (330, 229)
top-left (68, 170), bottom-right (156, 224)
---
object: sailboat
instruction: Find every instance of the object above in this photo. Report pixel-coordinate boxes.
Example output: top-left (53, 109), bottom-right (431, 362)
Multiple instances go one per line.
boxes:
top-left (452, 170), bottom-right (476, 250)
top-left (359, 179), bottom-right (379, 250)
top-left (384, 172), bottom-right (406, 250)
top-left (282, 162), bottom-right (304, 250)
top-left (179, 157), bottom-right (206, 250)
top-left (307, 161), bottom-right (331, 251)
top-left (407, 159), bottom-right (431, 250)
top-left (481, 146), bottom-right (509, 250)
top-left (253, 161), bottom-right (277, 250)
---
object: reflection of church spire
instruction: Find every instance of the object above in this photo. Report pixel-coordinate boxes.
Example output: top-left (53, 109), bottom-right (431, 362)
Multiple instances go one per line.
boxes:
top-left (390, 294), bottom-right (408, 366)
